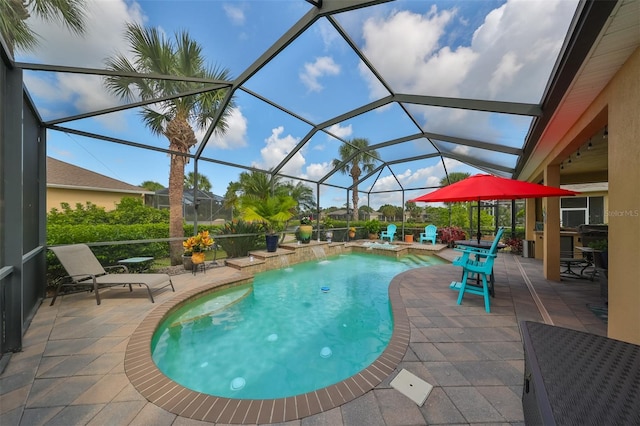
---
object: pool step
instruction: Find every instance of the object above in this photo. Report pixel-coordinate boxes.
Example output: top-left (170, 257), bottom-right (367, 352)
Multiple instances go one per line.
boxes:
top-left (399, 254), bottom-right (432, 267)
top-left (169, 286), bottom-right (253, 328)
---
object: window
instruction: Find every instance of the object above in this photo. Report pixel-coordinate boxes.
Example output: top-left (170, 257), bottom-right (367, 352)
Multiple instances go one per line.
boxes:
top-left (561, 196), bottom-right (604, 227)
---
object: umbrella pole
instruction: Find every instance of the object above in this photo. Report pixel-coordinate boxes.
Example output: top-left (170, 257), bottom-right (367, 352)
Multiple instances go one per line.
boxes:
top-left (477, 200), bottom-right (481, 243)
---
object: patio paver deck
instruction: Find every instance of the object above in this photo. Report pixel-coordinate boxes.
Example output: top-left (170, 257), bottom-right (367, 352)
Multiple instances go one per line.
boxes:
top-left (0, 249), bottom-right (607, 425)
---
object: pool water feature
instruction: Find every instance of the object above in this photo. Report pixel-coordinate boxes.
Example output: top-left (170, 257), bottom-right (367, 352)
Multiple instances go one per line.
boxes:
top-left (151, 252), bottom-right (443, 400)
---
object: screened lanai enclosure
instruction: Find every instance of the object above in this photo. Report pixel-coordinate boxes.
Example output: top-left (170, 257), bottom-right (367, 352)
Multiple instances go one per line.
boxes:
top-left (2, 0), bottom-right (630, 355)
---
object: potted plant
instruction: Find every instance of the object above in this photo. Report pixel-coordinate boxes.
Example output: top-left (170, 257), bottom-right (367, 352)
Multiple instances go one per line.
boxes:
top-left (364, 219), bottom-right (381, 239)
top-left (241, 194), bottom-right (297, 252)
top-left (348, 226), bottom-right (356, 239)
top-left (298, 216), bottom-right (313, 244)
top-left (182, 230), bottom-right (214, 269)
top-left (323, 216), bottom-right (334, 242)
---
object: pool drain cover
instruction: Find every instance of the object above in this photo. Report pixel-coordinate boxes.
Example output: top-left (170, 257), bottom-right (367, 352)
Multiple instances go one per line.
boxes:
top-left (390, 369), bottom-right (433, 406)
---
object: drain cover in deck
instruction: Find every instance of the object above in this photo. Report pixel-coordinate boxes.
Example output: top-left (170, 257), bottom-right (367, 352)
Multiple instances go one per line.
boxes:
top-left (390, 368), bottom-right (433, 406)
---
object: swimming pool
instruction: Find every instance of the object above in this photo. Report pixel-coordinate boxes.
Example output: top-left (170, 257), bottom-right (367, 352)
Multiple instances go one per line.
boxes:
top-left (151, 252), bottom-right (443, 400)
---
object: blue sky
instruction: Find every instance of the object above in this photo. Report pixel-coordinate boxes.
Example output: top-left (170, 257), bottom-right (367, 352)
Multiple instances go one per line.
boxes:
top-left (17, 0), bottom-right (579, 210)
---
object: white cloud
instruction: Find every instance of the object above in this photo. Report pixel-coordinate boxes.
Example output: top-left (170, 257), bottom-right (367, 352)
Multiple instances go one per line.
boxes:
top-left (223, 3), bottom-right (246, 26)
top-left (464, 0), bottom-right (575, 102)
top-left (358, 0), bottom-right (577, 140)
top-left (360, 6), bottom-right (468, 99)
top-left (18, 0), bottom-right (146, 128)
top-left (300, 56), bottom-right (341, 92)
top-left (316, 19), bottom-right (339, 50)
top-left (253, 126), bottom-right (304, 176)
top-left (206, 107), bottom-right (248, 149)
top-left (21, 0), bottom-right (146, 68)
top-left (325, 123), bottom-right (353, 140)
top-left (366, 157), bottom-right (468, 207)
top-left (488, 52), bottom-right (523, 97)
top-left (305, 162), bottom-right (333, 182)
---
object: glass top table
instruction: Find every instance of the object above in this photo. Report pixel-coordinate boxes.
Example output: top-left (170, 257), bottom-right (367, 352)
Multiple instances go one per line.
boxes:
top-left (118, 256), bottom-right (154, 273)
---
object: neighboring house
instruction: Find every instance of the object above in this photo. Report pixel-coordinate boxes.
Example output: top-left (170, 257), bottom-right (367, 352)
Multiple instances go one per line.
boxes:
top-left (151, 188), bottom-right (230, 223)
top-left (47, 157), bottom-right (152, 212)
top-left (326, 209), bottom-right (381, 221)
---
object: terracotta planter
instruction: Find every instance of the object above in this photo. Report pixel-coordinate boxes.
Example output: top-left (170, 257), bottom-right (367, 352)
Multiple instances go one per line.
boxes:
top-left (348, 231), bottom-right (356, 239)
top-left (369, 233), bottom-right (378, 240)
top-left (404, 235), bottom-right (414, 243)
top-left (298, 225), bottom-right (313, 243)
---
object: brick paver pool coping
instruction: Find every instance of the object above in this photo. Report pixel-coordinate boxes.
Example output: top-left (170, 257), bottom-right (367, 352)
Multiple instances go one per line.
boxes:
top-left (124, 273), bottom-right (410, 424)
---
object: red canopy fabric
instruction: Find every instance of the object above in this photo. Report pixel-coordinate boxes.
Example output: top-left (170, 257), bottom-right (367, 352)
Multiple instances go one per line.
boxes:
top-left (409, 174), bottom-right (579, 203)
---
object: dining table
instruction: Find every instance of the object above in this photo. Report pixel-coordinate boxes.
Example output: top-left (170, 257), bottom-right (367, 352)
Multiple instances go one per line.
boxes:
top-left (454, 239), bottom-right (507, 250)
top-left (574, 246), bottom-right (599, 280)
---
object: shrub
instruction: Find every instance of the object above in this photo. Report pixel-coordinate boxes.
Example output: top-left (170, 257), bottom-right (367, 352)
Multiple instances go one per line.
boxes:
top-left (214, 220), bottom-right (264, 258)
top-left (363, 219), bottom-right (381, 235)
top-left (504, 237), bottom-right (523, 254)
top-left (438, 226), bottom-right (467, 246)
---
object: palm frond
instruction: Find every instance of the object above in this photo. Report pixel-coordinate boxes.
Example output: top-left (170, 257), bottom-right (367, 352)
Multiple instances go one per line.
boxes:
top-left (31, 0), bottom-right (87, 35)
top-left (0, 0), bottom-right (38, 53)
top-left (140, 107), bottom-right (169, 136)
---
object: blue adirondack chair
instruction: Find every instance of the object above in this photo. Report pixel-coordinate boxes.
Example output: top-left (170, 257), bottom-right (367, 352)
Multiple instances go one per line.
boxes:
top-left (452, 227), bottom-right (505, 267)
top-left (380, 224), bottom-right (397, 242)
top-left (419, 224), bottom-right (437, 244)
top-left (450, 227), bottom-right (504, 313)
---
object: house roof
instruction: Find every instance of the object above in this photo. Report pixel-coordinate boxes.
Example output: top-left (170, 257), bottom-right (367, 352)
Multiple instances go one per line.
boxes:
top-left (326, 209), bottom-right (350, 216)
top-left (155, 188), bottom-right (224, 204)
top-left (47, 157), bottom-right (152, 194)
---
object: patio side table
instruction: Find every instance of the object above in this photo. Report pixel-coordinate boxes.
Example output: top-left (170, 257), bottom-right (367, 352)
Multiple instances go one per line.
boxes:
top-left (118, 256), bottom-right (154, 273)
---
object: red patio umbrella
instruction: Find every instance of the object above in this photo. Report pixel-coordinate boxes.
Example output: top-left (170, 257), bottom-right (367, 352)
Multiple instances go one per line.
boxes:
top-left (409, 174), bottom-right (579, 242)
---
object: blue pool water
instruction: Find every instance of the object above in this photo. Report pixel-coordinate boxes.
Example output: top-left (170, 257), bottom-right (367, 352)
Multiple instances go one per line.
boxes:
top-left (151, 252), bottom-right (444, 399)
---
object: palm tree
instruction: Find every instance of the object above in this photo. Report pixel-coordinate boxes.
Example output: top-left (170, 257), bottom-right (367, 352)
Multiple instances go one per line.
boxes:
top-left (238, 170), bottom-right (280, 199)
top-left (104, 23), bottom-right (234, 265)
top-left (281, 181), bottom-right (316, 217)
top-left (240, 194), bottom-right (297, 235)
top-left (140, 180), bottom-right (164, 191)
top-left (440, 172), bottom-right (470, 187)
top-left (223, 181), bottom-right (242, 219)
top-left (184, 172), bottom-right (212, 192)
top-left (332, 138), bottom-right (380, 221)
top-left (440, 172), bottom-right (471, 228)
top-left (0, 0), bottom-right (87, 55)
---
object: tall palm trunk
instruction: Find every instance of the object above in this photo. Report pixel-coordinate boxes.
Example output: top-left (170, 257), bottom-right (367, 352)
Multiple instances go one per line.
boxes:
top-left (351, 164), bottom-right (361, 221)
top-left (166, 116), bottom-right (197, 264)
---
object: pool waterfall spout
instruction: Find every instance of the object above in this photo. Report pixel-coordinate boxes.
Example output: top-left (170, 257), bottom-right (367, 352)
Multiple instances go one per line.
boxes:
top-left (312, 245), bottom-right (327, 260)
